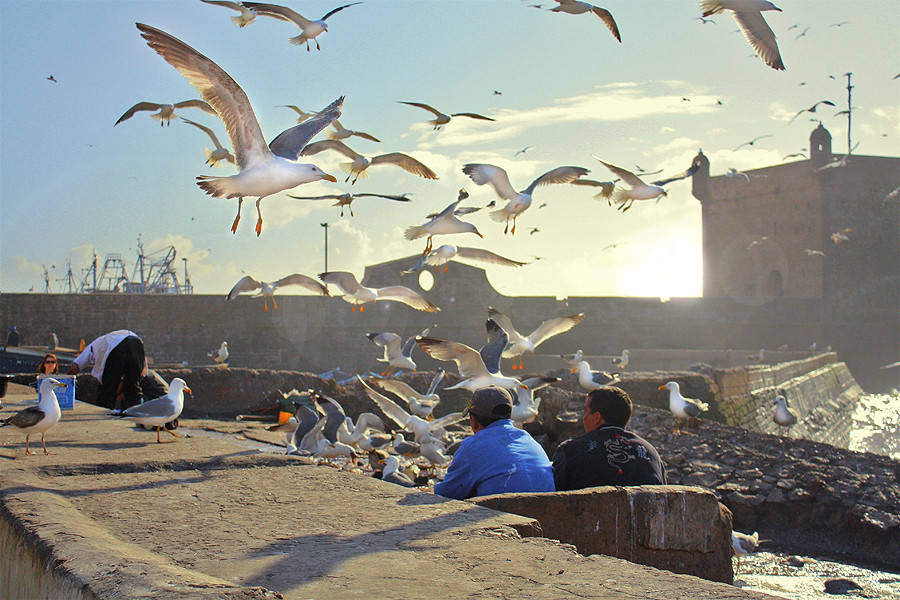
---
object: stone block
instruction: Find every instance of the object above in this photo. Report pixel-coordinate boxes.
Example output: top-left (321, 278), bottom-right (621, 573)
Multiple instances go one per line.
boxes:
top-left (471, 485), bottom-right (734, 584)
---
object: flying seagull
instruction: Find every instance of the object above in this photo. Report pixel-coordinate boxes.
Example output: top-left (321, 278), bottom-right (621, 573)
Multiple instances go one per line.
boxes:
top-left (594, 159), bottom-right (666, 212)
top-left (699, 0), bottom-right (785, 70)
top-left (241, 2), bottom-right (362, 51)
top-left (398, 101), bottom-right (495, 130)
top-left (226, 273), bottom-right (329, 311)
top-left (462, 163), bottom-right (589, 234)
top-left (788, 100), bottom-right (835, 124)
top-left (181, 118), bottom-right (235, 167)
top-left (402, 244), bottom-right (527, 275)
top-left (115, 99), bottom-right (216, 126)
top-left (733, 134), bottom-right (774, 151)
top-left (319, 271), bottom-right (440, 312)
top-left (366, 331), bottom-right (419, 376)
top-left (487, 307), bottom-right (585, 370)
top-left (549, 1), bottom-right (621, 42)
top-left (1, 378), bottom-right (66, 455)
top-left (325, 119), bottom-right (380, 142)
top-left (283, 105), bottom-right (317, 123)
top-left (404, 190), bottom-right (483, 255)
top-left (570, 178), bottom-right (616, 202)
top-left (368, 370), bottom-right (445, 420)
top-left (135, 23), bottom-right (340, 236)
top-left (288, 191), bottom-right (410, 217)
top-left (200, 0), bottom-right (257, 27)
top-left (300, 139), bottom-right (437, 185)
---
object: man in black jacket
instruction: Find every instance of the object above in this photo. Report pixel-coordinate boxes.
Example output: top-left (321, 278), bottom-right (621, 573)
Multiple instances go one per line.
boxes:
top-left (552, 386), bottom-right (666, 491)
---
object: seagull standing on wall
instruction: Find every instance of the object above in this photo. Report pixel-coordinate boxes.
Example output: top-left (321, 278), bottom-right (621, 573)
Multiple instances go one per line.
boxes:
top-left (660, 381), bottom-right (710, 433)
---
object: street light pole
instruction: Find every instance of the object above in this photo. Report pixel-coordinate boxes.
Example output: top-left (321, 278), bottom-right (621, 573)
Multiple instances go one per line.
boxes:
top-left (321, 222), bottom-right (330, 272)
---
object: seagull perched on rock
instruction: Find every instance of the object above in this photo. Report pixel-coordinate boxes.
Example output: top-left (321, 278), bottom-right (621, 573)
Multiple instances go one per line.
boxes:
top-left (398, 101), bottom-right (495, 130)
top-left (1, 378), bottom-right (66, 455)
top-left (301, 139), bottom-right (437, 185)
top-left (559, 349), bottom-right (584, 365)
top-left (731, 530), bottom-right (760, 574)
top-left (242, 2), bottom-right (362, 51)
top-left (208, 341), bottom-right (229, 366)
top-left (402, 244), bottom-right (526, 275)
top-left (659, 381), bottom-right (709, 433)
top-left (416, 319), bottom-right (528, 392)
top-left (610, 349), bottom-right (630, 370)
top-left (572, 360), bottom-right (620, 390)
top-left (773, 394), bottom-right (798, 429)
top-left (181, 118), bottom-right (235, 167)
top-left (319, 271), bottom-right (440, 312)
top-left (115, 99), bottom-right (216, 126)
top-left (226, 273), bottom-right (329, 311)
top-left (288, 191), bottom-right (410, 217)
top-left (117, 378), bottom-right (191, 444)
top-left (462, 163), bottom-right (589, 234)
top-left (488, 307), bottom-right (584, 370)
top-left (135, 24), bottom-right (340, 236)
top-left (200, 0), bottom-right (257, 27)
top-left (368, 370), bottom-right (444, 420)
top-left (549, 0), bottom-right (621, 42)
top-left (699, 0), bottom-right (785, 70)
top-left (404, 190), bottom-right (483, 255)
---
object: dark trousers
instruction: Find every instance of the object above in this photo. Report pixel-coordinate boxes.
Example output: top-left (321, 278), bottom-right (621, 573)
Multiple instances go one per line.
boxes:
top-left (97, 336), bottom-right (145, 410)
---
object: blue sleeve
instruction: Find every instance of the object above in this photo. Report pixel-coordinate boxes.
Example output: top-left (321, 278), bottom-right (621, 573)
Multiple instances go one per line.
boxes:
top-left (433, 444), bottom-right (477, 500)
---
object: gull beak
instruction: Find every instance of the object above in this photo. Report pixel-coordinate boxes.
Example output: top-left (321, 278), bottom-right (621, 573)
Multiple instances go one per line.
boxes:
top-left (322, 173), bottom-right (338, 183)
top-left (55, 382), bottom-right (67, 389)
top-left (658, 384), bottom-right (666, 390)
top-left (185, 386), bottom-right (193, 395)
top-left (571, 367), bottom-right (577, 374)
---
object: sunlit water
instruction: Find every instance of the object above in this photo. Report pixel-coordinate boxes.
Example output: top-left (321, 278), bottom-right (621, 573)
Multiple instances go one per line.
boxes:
top-left (849, 391), bottom-right (900, 460)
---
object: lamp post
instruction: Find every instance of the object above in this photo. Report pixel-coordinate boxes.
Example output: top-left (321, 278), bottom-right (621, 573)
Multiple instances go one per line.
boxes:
top-left (321, 222), bottom-right (330, 272)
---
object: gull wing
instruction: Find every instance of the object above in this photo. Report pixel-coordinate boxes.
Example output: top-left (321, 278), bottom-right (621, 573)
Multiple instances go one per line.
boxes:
top-left (123, 394), bottom-right (178, 419)
top-left (226, 275), bottom-right (262, 300)
top-left (426, 369), bottom-right (445, 396)
top-left (172, 99), bottom-right (217, 116)
top-left (287, 194), bottom-right (343, 201)
top-left (298, 414), bottom-right (326, 454)
top-left (371, 153), bottom-right (438, 179)
top-left (274, 273), bottom-right (330, 296)
top-left (299, 138), bottom-right (359, 159)
top-left (319, 271), bottom-right (365, 295)
top-left (732, 10), bottom-right (784, 71)
top-left (416, 337), bottom-right (491, 379)
top-left (480, 319), bottom-right (510, 373)
top-left (358, 376), bottom-right (411, 428)
top-left (401, 254), bottom-right (428, 275)
top-left (350, 131), bottom-right (381, 142)
top-left (462, 164), bottom-right (518, 200)
top-left (521, 376), bottom-right (561, 393)
top-left (321, 2), bottom-right (363, 21)
top-left (398, 101), bottom-right (444, 119)
top-left (375, 286), bottom-right (440, 312)
top-left (523, 166), bottom-right (590, 195)
top-left (181, 118), bottom-right (226, 147)
top-left (289, 405), bottom-right (320, 448)
top-left (367, 332), bottom-right (403, 361)
top-left (115, 101), bottom-right (164, 125)
top-left (354, 412), bottom-right (386, 433)
top-left (591, 5), bottom-right (621, 41)
top-left (430, 412), bottom-right (465, 430)
top-left (355, 193), bottom-right (412, 202)
top-left (313, 393), bottom-right (346, 443)
top-left (5, 407), bottom-right (45, 429)
top-left (242, 2), bottom-right (312, 27)
top-left (486, 307), bottom-right (524, 344)
top-left (529, 313), bottom-right (584, 348)
top-left (455, 247), bottom-right (526, 267)
top-left (400, 333), bottom-right (418, 359)
top-left (269, 97), bottom-right (344, 160)
top-left (450, 112), bottom-right (495, 121)
top-left (373, 378), bottom-right (421, 402)
top-left (652, 160), bottom-right (702, 187)
top-left (136, 24), bottom-right (272, 171)
top-left (594, 158), bottom-right (646, 187)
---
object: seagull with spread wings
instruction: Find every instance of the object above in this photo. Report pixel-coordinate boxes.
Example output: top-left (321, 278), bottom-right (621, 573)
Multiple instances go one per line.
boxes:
top-left (594, 159), bottom-right (667, 212)
top-left (115, 99), bottom-right (216, 126)
top-left (788, 100), bottom-right (835, 124)
top-left (200, 0), bottom-right (257, 27)
top-left (398, 101), bottom-right (495, 130)
top-left (404, 190), bottom-right (483, 255)
top-left (358, 376), bottom-right (464, 443)
top-left (226, 273), bottom-right (329, 311)
top-left (181, 118), bottom-right (235, 167)
top-left (242, 2), bottom-right (362, 51)
top-left (549, 0), bottom-right (621, 42)
top-left (734, 134), bottom-right (774, 151)
top-left (319, 271), bottom-right (440, 312)
top-left (288, 191), bottom-right (410, 217)
top-left (401, 244), bottom-right (527, 275)
top-left (487, 307), bottom-right (585, 370)
top-left (368, 370), bottom-right (445, 420)
top-left (699, 0), bottom-right (785, 70)
top-left (462, 163), bottom-right (589, 234)
top-left (324, 118), bottom-right (380, 142)
top-left (366, 331), bottom-right (419, 376)
top-left (300, 139), bottom-right (437, 185)
top-left (135, 24), bottom-right (340, 236)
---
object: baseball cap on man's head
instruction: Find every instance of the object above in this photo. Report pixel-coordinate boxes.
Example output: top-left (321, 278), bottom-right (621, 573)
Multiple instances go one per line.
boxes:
top-left (463, 386), bottom-right (513, 419)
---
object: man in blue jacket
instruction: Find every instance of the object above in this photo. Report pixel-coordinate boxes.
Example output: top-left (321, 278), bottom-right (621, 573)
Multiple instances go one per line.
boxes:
top-left (434, 387), bottom-right (555, 500)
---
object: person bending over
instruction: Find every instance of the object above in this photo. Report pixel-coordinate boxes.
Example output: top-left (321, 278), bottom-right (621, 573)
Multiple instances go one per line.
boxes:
top-left (68, 329), bottom-right (148, 411)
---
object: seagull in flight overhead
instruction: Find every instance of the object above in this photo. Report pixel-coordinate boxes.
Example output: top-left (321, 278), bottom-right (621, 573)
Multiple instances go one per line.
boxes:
top-left (115, 99), bottom-right (217, 126)
top-left (242, 2), bottom-right (362, 51)
top-left (181, 118), bottom-right (235, 168)
top-left (398, 101), bottom-right (495, 130)
top-left (788, 100), bottom-right (835, 124)
top-left (288, 191), bottom-right (410, 217)
top-left (488, 307), bottom-right (585, 370)
top-left (549, 1), bottom-right (621, 42)
top-left (462, 163), bottom-right (589, 234)
top-left (594, 159), bottom-right (668, 212)
top-left (571, 178), bottom-right (616, 202)
top-left (699, 0), bottom-right (785, 70)
top-left (401, 244), bottom-right (527, 275)
top-left (283, 105), bottom-right (317, 123)
top-left (325, 119), bottom-right (380, 142)
top-left (226, 273), bottom-right (329, 311)
top-left (200, 0), bottom-right (257, 27)
top-left (300, 139), bottom-right (437, 185)
top-left (319, 271), bottom-right (440, 312)
top-left (135, 24), bottom-right (340, 236)
top-left (734, 134), bottom-right (774, 151)
top-left (366, 332), bottom-right (419, 376)
top-left (404, 190), bottom-right (483, 255)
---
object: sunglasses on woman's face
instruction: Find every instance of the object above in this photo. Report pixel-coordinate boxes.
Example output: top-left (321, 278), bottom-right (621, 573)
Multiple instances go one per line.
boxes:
top-left (44, 359), bottom-right (57, 364)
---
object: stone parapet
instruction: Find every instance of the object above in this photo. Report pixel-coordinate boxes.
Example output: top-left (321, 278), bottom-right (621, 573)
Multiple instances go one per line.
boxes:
top-left (472, 485), bottom-right (734, 584)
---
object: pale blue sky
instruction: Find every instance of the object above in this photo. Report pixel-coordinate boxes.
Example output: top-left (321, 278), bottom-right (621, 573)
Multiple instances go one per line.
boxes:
top-left (1, 0), bottom-right (897, 298)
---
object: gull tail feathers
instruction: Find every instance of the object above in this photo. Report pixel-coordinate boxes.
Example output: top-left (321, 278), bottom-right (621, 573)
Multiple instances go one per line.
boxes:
top-left (203, 148), bottom-right (225, 168)
top-left (289, 34), bottom-right (309, 46)
top-left (489, 208), bottom-right (509, 223)
top-left (230, 15), bottom-right (247, 27)
top-left (611, 188), bottom-right (631, 206)
top-left (197, 175), bottom-right (241, 199)
top-left (404, 225), bottom-right (427, 241)
top-left (324, 130), bottom-right (340, 140)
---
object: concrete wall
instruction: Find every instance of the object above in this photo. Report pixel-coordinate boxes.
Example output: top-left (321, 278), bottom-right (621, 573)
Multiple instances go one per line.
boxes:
top-left (473, 486), bottom-right (734, 584)
top-left (2, 256), bottom-right (896, 392)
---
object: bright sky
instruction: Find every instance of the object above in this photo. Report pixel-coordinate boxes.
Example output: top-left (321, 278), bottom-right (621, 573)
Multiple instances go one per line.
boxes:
top-left (1, 0), bottom-right (897, 299)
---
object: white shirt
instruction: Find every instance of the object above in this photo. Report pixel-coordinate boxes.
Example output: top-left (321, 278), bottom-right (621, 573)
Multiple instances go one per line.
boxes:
top-left (73, 330), bottom-right (146, 383)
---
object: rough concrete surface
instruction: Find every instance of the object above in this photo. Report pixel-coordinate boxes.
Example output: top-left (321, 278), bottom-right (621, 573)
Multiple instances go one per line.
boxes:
top-left (0, 383), bottom-right (781, 600)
